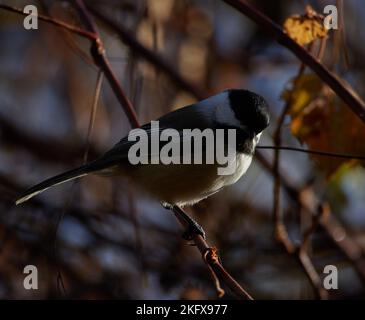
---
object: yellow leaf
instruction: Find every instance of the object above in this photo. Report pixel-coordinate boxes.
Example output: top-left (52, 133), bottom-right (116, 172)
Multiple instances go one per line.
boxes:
top-left (283, 6), bottom-right (328, 46)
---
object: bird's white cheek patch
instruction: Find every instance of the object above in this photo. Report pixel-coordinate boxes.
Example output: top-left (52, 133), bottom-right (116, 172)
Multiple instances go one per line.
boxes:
top-left (254, 133), bottom-right (262, 146)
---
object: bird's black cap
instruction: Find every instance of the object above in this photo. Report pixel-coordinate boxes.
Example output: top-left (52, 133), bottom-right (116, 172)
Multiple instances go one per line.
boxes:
top-left (227, 89), bottom-right (270, 134)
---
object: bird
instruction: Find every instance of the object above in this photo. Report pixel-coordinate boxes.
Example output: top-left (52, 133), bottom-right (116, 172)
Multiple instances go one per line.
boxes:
top-left (15, 89), bottom-right (269, 238)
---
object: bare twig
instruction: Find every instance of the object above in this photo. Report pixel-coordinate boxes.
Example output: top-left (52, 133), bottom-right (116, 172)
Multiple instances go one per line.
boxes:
top-left (84, 70), bottom-right (104, 163)
top-left (0, 4), bottom-right (96, 40)
top-left (172, 206), bottom-right (253, 299)
top-left (38, 0), bottom-right (96, 68)
top-left (257, 145), bottom-right (365, 161)
top-left (203, 248), bottom-right (225, 298)
top-left (85, 6), bottom-right (206, 99)
top-left (72, 0), bottom-right (139, 128)
top-left (272, 63), bottom-right (306, 253)
top-left (298, 203), bottom-right (330, 300)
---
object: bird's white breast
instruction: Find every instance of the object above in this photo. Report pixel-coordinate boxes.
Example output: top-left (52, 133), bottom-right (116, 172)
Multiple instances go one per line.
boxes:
top-left (217, 152), bottom-right (253, 187)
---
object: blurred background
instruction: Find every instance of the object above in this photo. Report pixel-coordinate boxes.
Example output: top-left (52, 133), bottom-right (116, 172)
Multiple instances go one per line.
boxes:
top-left (0, 0), bottom-right (365, 299)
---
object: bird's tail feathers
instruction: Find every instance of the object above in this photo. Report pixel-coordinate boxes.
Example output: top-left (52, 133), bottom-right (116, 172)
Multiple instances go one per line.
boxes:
top-left (15, 157), bottom-right (116, 205)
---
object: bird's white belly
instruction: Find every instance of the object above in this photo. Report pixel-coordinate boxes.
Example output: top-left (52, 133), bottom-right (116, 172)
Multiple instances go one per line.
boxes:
top-left (216, 153), bottom-right (252, 187)
top-left (127, 152), bottom-right (253, 207)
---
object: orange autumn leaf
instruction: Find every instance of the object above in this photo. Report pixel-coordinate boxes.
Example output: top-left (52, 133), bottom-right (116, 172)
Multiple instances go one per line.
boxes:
top-left (283, 6), bottom-right (327, 46)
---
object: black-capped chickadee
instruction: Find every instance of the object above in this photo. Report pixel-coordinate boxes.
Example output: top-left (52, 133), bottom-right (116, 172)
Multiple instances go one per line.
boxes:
top-left (15, 89), bottom-right (270, 213)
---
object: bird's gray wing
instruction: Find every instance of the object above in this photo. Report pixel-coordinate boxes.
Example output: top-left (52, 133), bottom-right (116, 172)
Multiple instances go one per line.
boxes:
top-left (100, 103), bottom-right (213, 163)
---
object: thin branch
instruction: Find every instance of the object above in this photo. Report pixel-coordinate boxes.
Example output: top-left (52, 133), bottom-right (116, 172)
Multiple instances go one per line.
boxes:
top-left (172, 206), bottom-right (253, 300)
top-left (222, 0), bottom-right (365, 124)
top-left (73, 0), bottom-right (139, 128)
top-left (298, 203), bottom-right (329, 300)
top-left (86, 5), bottom-right (206, 99)
top-left (257, 145), bottom-right (365, 161)
top-left (0, 4), bottom-right (96, 40)
top-left (38, 0), bottom-right (96, 68)
top-left (272, 63), bottom-right (306, 253)
top-left (84, 70), bottom-right (104, 163)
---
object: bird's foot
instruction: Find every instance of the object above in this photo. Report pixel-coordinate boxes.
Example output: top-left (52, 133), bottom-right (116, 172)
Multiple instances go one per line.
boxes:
top-left (181, 219), bottom-right (206, 241)
top-left (161, 202), bottom-right (206, 241)
top-left (160, 201), bottom-right (174, 210)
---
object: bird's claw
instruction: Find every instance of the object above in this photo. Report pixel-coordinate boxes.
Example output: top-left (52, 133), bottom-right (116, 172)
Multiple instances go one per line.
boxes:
top-left (182, 221), bottom-right (206, 241)
top-left (161, 202), bottom-right (206, 241)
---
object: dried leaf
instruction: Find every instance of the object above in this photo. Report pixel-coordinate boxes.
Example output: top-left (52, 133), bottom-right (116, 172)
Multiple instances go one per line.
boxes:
top-left (283, 73), bottom-right (365, 177)
top-left (283, 6), bottom-right (328, 46)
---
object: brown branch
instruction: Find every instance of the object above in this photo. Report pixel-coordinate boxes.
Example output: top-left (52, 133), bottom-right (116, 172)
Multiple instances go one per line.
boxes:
top-left (73, 0), bottom-right (139, 128)
top-left (222, 0), bottom-right (365, 124)
top-left (0, 4), bottom-right (96, 40)
top-left (83, 70), bottom-right (103, 163)
top-left (85, 5), bottom-right (206, 100)
top-left (272, 63), bottom-right (306, 254)
top-left (172, 206), bottom-right (253, 300)
top-left (298, 203), bottom-right (330, 300)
